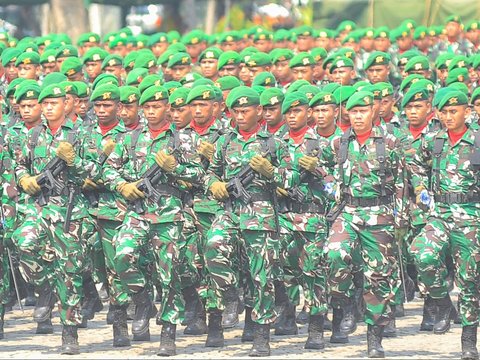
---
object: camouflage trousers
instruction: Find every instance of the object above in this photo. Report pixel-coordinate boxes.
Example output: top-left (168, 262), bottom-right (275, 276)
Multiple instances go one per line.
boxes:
top-left (0, 242), bottom-right (10, 307)
top-left (409, 216), bottom-right (480, 326)
top-left (114, 216), bottom-right (185, 324)
top-left (97, 219), bottom-right (129, 306)
top-left (195, 212), bottom-right (216, 302)
top-left (283, 230), bottom-right (328, 316)
top-left (324, 210), bottom-right (400, 326)
top-left (204, 212), bottom-right (279, 324)
top-left (12, 214), bottom-right (87, 326)
top-left (83, 215), bottom-right (107, 285)
top-left (278, 231), bottom-right (300, 305)
top-left (178, 208), bottom-right (202, 290)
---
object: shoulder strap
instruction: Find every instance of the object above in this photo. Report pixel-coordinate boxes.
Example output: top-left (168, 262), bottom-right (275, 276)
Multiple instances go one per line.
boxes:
top-left (221, 131), bottom-right (234, 160)
top-left (262, 134), bottom-right (278, 166)
top-left (431, 134), bottom-right (446, 192)
top-left (128, 126), bottom-right (143, 163)
top-left (374, 127), bottom-right (387, 197)
top-left (305, 138), bottom-right (320, 156)
top-left (0, 126), bottom-right (6, 175)
top-left (29, 124), bottom-right (44, 167)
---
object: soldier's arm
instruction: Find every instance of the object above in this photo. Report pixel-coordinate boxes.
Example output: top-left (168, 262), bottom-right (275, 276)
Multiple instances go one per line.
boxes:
top-left (170, 134), bottom-right (206, 183)
top-left (67, 137), bottom-right (100, 186)
top-left (103, 141), bottom-right (130, 192)
top-left (407, 133), bottom-right (433, 194)
top-left (318, 138), bottom-right (338, 184)
top-left (205, 135), bottom-right (225, 189)
top-left (392, 141), bottom-right (408, 228)
top-left (275, 139), bottom-right (298, 190)
top-left (14, 132), bottom-right (32, 182)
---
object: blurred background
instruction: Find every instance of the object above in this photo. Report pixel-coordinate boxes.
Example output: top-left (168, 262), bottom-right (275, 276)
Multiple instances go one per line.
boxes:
top-left (0, 0), bottom-right (478, 41)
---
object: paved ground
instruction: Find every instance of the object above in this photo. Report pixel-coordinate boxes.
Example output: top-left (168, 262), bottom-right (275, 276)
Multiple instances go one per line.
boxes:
top-left (1, 295), bottom-right (465, 359)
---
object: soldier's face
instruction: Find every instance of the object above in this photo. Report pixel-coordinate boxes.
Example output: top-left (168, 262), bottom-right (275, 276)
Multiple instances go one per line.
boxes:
top-left (315, 38), bottom-right (330, 50)
top-left (349, 105), bottom-right (373, 134)
top-left (186, 43), bottom-right (203, 59)
top-left (292, 66), bottom-right (313, 83)
top-left (332, 67), bottom-right (354, 85)
top-left (42, 62), bottom-right (58, 75)
top-left (238, 64), bottom-right (251, 85)
top-left (220, 41), bottom-right (237, 52)
top-left (19, 99), bottom-right (42, 124)
top-left (374, 38), bottom-right (390, 52)
top-left (218, 65), bottom-right (239, 78)
top-left (41, 97), bottom-right (66, 123)
top-left (437, 68), bottom-right (449, 84)
top-left (361, 37), bottom-right (375, 52)
top-left (312, 104), bottom-right (338, 131)
top-left (103, 65), bottom-right (123, 81)
top-left (143, 100), bottom-right (168, 127)
top-left (200, 59), bottom-right (218, 79)
top-left (296, 36), bottom-right (314, 52)
top-left (313, 63), bottom-right (325, 81)
top-left (76, 97), bottom-right (89, 118)
top-left (190, 100), bottom-right (216, 126)
top-left (254, 40), bottom-right (272, 53)
top-left (64, 94), bottom-right (78, 116)
top-left (6, 62), bottom-right (18, 80)
top-left (171, 105), bottom-right (192, 129)
top-left (372, 99), bottom-right (381, 122)
top-left (263, 104), bottom-right (283, 127)
top-left (18, 64), bottom-right (38, 80)
top-left (273, 60), bottom-right (292, 81)
top-left (404, 100), bottom-right (431, 128)
top-left (445, 22), bottom-right (461, 38)
top-left (379, 96), bottom-right (395, 118)
top-left (85, 61), bottom-right (102, 80)
top-left (118, 102), bottom-right (139, 126)
top-left (397, 36), bottom-right (413, 51)
top-left (441, 105), bottom-right (470, 133)
top-left (151, 42), bottom-right (169, 57)
top-left (249, 66), bottom-right (268, 81)
top-left (93, 100), bottom-right (118, 125)
top-left (473, 99), bottom-right (480, 116)
top-left (285, 105), bottom-right (309, 131)
top-left (366, 65), bottom-right (389, 83)
top-left (170, 65), bottom-right (191, 82)
top-left (231, 105), bottom-right (262, 132)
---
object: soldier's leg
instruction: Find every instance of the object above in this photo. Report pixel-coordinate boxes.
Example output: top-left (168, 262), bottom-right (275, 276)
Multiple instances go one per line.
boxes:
top-left (0, 245), bottom-right (10, 339)
top-left (195, 212), bottom-right (215, 303)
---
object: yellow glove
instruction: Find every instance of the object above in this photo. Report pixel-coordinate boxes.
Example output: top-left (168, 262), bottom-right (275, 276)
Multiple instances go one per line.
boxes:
top-left (56, 141), bottom-right (76, 166)
top-left (249, 155), bottom-right (274, 179)
top-left (82, 178), bottom-right (99, 191)
top-left (102, 139), bottom-right (116, 156)
top-left (276, 187), bottom-right (288, 197)
top-left (116, 181), bottom-right (145, 201)
top-left (178, 180), bottom-right (193, 189)
top-left (154, 150), bottom-right (177, 173)
top-left (299, 155), bottom-right (318, 173)
top-left (209, 181), bottom-right (229, 200)
top-left (197, 141), bottom-right (215, 161)
top-left (19, 175), bottom-right (41, 195)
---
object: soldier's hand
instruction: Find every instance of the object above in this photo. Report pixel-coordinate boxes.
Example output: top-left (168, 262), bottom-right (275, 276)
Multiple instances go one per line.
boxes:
top-left (177, 180), bottom-right (193, 189)
top-left (299, 155), bottom-right (318, 172)
top-left (249, 155), bottom-right (274, 179)
top-left (276, 187), bottom-right (288, 197)
top-left (19, 175), bottom-right (41, 195)
top-left (83, 178), bottom-right (99, 191)
top-left (394, 227), bottom-right (409, 242)
top-left (155, 150), bottom-right (177, 173)
top-left (209, 181), bottom-right (229, 200)
top-left (56, 141), bottom-right (76, 166)
top-left (102, 139), bottom-right (116, 156)
top-left (117, 181), bottom-right (145, 201)
top-left (197, 141), bottom-right (215, 161)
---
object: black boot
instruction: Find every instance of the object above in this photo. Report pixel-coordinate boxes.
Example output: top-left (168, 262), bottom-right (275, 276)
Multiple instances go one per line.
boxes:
top-left (420, 295), bottom-right (436, 331)
top-left (340, 297), bottom-right (357, 334)
top-left (36, 318), bottom-right (54, 334)
top-left (305, 314), bottom-right (324, 350)
top-left (324, 312), bottom-right (332, 331)
top-left (0, 307), bottom-right (4, 340)
top-left (330, 308), bottom-right (348, 343)
top-left (452, 302), bottom-right (462, 325)
top-left (181, 285), bottom-right (198, 326)
top-left (33, 282), bottom-right (55, 323)
top-left (367, 324), bottom-right (385, 358)
top-left (158, 321), bottom-right (176, 356)
top-left (433, 295), bottom-right (452, 334)
top-left (249, 323), bottom-right (271, 357)
top-left (81, 276), bottom-right (104, 321)
top-left (274, 301), bottom-right (298, 336)
top-left (127, 303), bottom-right (136, 320)
top-left (183, 287), bottom-right (207, 335)
top-left (222, 286), bottom-right (239, 329)
top-left (296, 305), bottom-right (309, 325)
top-left (24, 284), bottom-right (37, 307)
top-left (106, 305), bottom-right (115, 325)
top-left (112, 305), bottom-right (131, 347)
top-left (205, 310), bottom-right (224, 347)
top-left (61, 325), bottom-right (79, 355)
top-left (383, 318), bottom-right (397, 338)
top-left (132, 288), bottom-right (156, 341)
top-left (395, 303), bottom-right (405, 318)
top-left (242, 307), bottom-right (255, 342)
top-left (461, 325), bottom-right (479, 360)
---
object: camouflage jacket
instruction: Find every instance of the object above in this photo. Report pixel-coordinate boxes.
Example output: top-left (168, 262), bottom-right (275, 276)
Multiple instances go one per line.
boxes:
top-left (102, 123), bottom-right (205, 224)
top-left (205, 127), bottom-right (296, 231)
top-left (0, 124), bottom-right (18, 238)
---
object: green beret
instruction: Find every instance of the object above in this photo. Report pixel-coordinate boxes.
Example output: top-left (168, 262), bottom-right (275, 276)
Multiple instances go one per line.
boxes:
top-left (363, 84), bottom-right (382, 100)
top-left (336, 20), bottom-right (356, 32)
top-left (271, 48), bottom-right (294, 64)
top-left (119, 86), bottom-right (140, 104)
top-left (214, 76), bottom-right (242, 91)
top-left (138, 74), bottom-right (163, 94)
top-left (438, 90), bottom-right (468, 110)
top-left (1, 48), bottom-right (21, 67)
top-left (433, 87), bottom-right (453, 108)
top-left (17, 42), bottom-right (38, 53)
top-left (167, 52), bottom-right (191, 68)
top-left (309, 91), bottom-right (337, 107)
top-left (399, 74), bottom-right (424, 92)
top-left (413, 26), bottom-right (428, 40)
top-left (352, 80), bottom-right (370, 92)
top-left (310, 48), bottom-right (327, 63)
top-left (446, 67), bottom-right (469, 86)
top-left (40, 49), bottom-right (57, 65)
top-left (180, 72), bottom-right (203, 85)
top-left (448, 55), bottom-right (469, 71)
top-left (361, 27), bottom-right (375, 38)
top-left (55, 45), bottom-right (78, 59)
top-left (217, 51), bottom-right (241, 70)
top-left (397, 50), bottom-right (421, 67)
top-left (239, 46), bottom-right (259, 58)
top-left (92, 73), bottom-right (119, 89)
top-left (156, 50), bottom-right (173, 67)
top-left (192, 78), bottom-right (215, 88)
top-left (273, 29), bottom-right (291, 42)
top-left (471, 54), bottom-right (480, 70)
top-left (295, 25), bottom-right (314, 37)
top-left (169, 87), bottom-right (190, 108)
top-left (181, 30), bottom-right (205, 45)
top-left (102, 54), bottom-right (123, 69)
top-left (199, 47), bottom-right (223, 62)
top-left (404, 55), bottom-right (430, 72)
top-left (225, 86), bottom-right (260, 108)
top-left (245, 52), bottom-right (271, 67)
top-left (364, 51), bottom-right (390, 70)
top-left (42, 72), bottom-right (67, 88)
top-left (287, 79), bottom-right (311, 94)
top-left (15, 52), bottom-right (40, 67)
top-left (134, 52), bottom-right (157, 70)
top-left (123, 51), bottom-right (138, 70)
top-left (391, 25), bottom-right (411, 41)
top-left (90, 84), bottom-right (120, 102)
top-left (330, 56), bottom-right (354, 72)
top-left (83, 47), bottom-right (108, 63)
top-left (289, 52), bottom-right (315, 68)
top-left (402, 19), bottom-right (417, 29)
top-left (126, 68), bottom-right (149, 86)
top-left (315, 28), bottom-right (331, 39)
top-left (60, 57), bottom-right (83, 77)
top-left (6, 78), bottom-right (25, 97)
top-left (73, 81), bottom-right (90, 98)
top-left (466, 20), bottom-right (479, 32)
top-left (374, 26), bottom-right (390, 39)
top-left (336, 48), bottom-right (356, 60)
top-left (167, 30), bottom-right (181, 44)
top-left (409, 79), bottom-right (435, 94)
top-left (252, 30), bottom-right (273, 42)
top-left (449, 82), bottom-right (469, 96)
top-left (218, 31), bottom-right (241, 43)
top-left (401, 88), bottom-right (429, 108)
top-left (148, 32), bottom-right (169, 46)
top-left (435, 53), bottom-right (455, 70)
top-left (281, 92), bottom-right (309, 114)
top-left (139, 85), bottom-right (168, 105)
top-left (186, 85), bottom-right (217, 103)
top-left (345, 91), bottom-right (374, 110)
top-left (102, 31), bottom-right (117, 44)
top-left (333, 85), bottom-right (356, 105)
top-left (77, 32), bottom-right (100, 46)
top-left (445, 15), bottom-right (462, 24)
top-left (260, 87), bottom-right (284, 107)
top-left (341, 31), bottom-right (360, 44)
top-left (252, 72), bottom-right (276, 87)
top-left (38, 84), bottom-right (66, 102)
top-left (163, 81), bottom-right (182, 96)
top-left (298, 84), bottom-right (320, 101)
top-left (322, 82), bottom-right (340, 93)
top-left (109, 35), bottom-right (127, 49)
top-left (471, 87), bottom-right (480, 104)
top-left (59, 81), bottom-right (78, 96)
top-left (14, 82), bottom-right (41, 102)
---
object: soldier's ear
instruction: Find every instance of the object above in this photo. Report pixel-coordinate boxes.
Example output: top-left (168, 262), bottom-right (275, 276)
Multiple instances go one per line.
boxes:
top-left (464, 105), bottom-right (471, 118)
top-left (256, 105), bottom-right (263, 117)
top-left (307, 107), bottom-right (313, 118)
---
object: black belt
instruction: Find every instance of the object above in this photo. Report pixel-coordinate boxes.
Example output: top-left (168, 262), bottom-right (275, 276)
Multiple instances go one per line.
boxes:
top-left (289, 202), bottom-right (326, 214)
top-left (434, 192), bottom-right (480, 204)
top-left (345, 194), bottom-right (394, 207)
top-left (248, 192), bottom-right (272, 203)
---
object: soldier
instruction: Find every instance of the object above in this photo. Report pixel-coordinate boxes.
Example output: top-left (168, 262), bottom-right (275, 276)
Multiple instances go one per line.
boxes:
top-left (217, 51), bottom-right (241, 78)
top-left (408, 91), bottom-right (480, 360)
top-left (309, 91), bottom-right (342, 140)
top-left (289, 52), bottom-right (315, 84)
top-left (320, 91), bottom-right (405, 358)
top-left (260, 88), bottom-right (287, 136)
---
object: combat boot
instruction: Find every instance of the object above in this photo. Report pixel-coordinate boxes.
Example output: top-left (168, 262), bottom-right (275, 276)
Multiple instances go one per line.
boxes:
top-left (383, 306), bottom-right (397, 338)
top-left (222, 286), bottom-right (239, 328)
top-left (433, 294), bottom-right (452, 334)
top-left (324, 313), bottom-right (332, 331)
top-left (61, 325), bottom-right (79, 355)
top-left (80, 276), bottom-right (104, 322)
top-left (181, 285), bottom-right (198, 326)
top-left (36, 314), bottom-right (54, 335)
top-left (367, 324), bottom-right (385, 358)
top-left (24, 284), bottom-right (37, 307)
top-left (451, 301), bottom-right (462, 325)
top-left (395, 303), bottom-right (405, 318)
top-left (33, 282), bottom-right (55, 323)
top-left (127, 303), bottom-right (136, 320)
top-left (131, 288), bottom-right (156, 341)
top-left (340, 297), bottom-right (357, 334)
top-left (106, 305), bottom-right (115, 325)
top-left (296, 304), bottom-right (309, 325)
top-left (157, 321), bottom-right (176, 356)
top-left (330, 308), bottom-right (348, 343)
top-left (305, 314), bottom-right (325, 350)
top-left (112, 305), bottom-right (130, 348)
top-left (249, 323), bottom-right (271, 357)
top-left (461, 325), bottom-right (479, 360)
top-left (205, 310), bottom-right (224, 347)
top-left (184, 298), bottom-right (207, 335)
top-left (242, 307), bottom-right (255, 342)
top-left (0, 307), bottom-right (4, 340)
top-left (420, 295), bottom-right (436, 331)
top-left (274, 301), bottom-right (298, 336)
